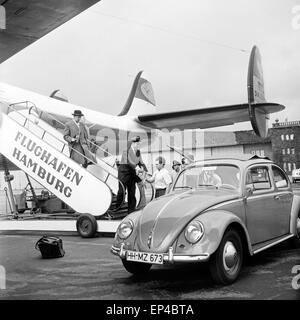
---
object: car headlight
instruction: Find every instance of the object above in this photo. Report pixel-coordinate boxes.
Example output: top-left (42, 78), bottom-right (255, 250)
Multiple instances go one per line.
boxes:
top-left (184, 221), bottom-right (204, 244)
top-left (117, 220), bottom-right (134, 239)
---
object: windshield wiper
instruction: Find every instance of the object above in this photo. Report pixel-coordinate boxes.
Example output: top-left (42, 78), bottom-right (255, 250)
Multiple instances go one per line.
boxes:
top-left (174, 186), bottom-right (193, 189)
top-left (197, 184), bottom-right (217, 188)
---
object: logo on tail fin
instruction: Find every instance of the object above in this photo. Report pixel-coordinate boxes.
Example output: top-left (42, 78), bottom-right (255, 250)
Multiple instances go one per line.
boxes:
top-left (118, 71), bottom-right (156, 116)
top-left (137, 78), bottom-right (156, 106)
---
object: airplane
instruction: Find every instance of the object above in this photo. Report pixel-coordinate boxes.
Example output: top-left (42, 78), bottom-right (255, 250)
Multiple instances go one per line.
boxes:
top-left (0, 45), bottom-right (285, 236)
top-left (0, 2), bottom-right (285, 236)
top-left (0, 45), bottom-right (284, 151)
top-left (0, 1), bottom-right (284, 159)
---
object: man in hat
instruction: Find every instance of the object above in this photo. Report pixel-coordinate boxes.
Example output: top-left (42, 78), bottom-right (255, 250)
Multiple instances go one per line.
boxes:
top-left (63, 110), bottom-right (95, 168)
top-left (181, 153), bottom-right (194, 170)
top-left (115, 135), bottom-right (148, 214)
top-left (171, 160), bottom-right (181, 183)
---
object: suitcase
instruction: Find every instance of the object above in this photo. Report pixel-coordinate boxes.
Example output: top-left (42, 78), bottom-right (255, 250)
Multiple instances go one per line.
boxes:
top-left (35, 235), bottom-right (65, 259)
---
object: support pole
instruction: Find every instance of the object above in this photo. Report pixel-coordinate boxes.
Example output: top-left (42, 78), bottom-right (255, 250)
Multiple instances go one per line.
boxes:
top-left (4, 187), bottom-right (12, 214)
top-left (4, 166), bottom-right (18, 216)
top-left (25, 173), bottom-right (38, 204)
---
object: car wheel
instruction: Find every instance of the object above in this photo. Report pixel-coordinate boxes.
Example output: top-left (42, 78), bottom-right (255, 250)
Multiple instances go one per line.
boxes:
top-left (209, 229), bottom-right (243, 285)
top-left (122, 260), bottom-right (152, 275)
top-left (76, 213), bottom-right (98, 238)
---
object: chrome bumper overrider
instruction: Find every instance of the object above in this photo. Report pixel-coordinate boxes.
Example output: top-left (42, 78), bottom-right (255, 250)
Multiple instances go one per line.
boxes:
top-left (111, 244), bottom-right (210, 263)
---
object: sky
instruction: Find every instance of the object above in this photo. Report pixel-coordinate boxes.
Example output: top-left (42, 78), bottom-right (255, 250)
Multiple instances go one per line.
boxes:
top-left (0, 0), bottom-right (299, 132)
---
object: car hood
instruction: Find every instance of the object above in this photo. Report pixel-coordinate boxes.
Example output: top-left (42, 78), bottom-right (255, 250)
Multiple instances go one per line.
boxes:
top-left (137, 189), bottom-right (239, 252)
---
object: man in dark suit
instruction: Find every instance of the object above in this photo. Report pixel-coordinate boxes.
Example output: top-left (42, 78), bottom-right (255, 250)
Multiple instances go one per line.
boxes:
top-left (116, 136), bottom-right (147, 214)
top-left (63, 110), bottom-right (95, 168)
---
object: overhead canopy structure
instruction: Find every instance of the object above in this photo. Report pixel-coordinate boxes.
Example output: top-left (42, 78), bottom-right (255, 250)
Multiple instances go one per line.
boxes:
top-left (0, 0), bottom-right (100, 63)
top-left (0, 0), bottom-right (100, 169)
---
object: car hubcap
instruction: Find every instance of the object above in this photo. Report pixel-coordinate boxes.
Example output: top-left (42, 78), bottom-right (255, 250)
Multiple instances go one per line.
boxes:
top-left (223, 241), bottom-right (239, 274)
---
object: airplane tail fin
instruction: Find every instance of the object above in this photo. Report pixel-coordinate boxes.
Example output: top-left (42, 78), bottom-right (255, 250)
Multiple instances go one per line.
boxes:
top-left (247, 45), bottom-right (272, 138)
top-left (136, 46), bottom-right (284, 138)
top-left (118, 71), bottom-right (156, 116)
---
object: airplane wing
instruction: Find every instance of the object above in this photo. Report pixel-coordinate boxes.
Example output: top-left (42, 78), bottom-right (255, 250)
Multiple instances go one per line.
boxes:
top-left (136, 102), bottom-right (284, 131)
top-left (0, 0), bottom-right (100, 63)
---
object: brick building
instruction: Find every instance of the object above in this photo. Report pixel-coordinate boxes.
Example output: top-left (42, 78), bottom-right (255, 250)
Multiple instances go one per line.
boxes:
top-left (271, 120), bottom-right (300, 173)
top-left (214, 119), bottom-right (300, 174)
top-left (217, 120), bottom-right (300, 174)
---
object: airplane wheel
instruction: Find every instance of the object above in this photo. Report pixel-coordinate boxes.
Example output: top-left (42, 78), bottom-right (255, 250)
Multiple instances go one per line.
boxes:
top-left (76, 213), bottom-right (98, 238)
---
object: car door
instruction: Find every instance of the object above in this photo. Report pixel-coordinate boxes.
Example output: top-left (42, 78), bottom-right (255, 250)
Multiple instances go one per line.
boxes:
top-left (244, 165), bottom-right (282, 245)
top-left (270, 165), bottom-right (293, 235)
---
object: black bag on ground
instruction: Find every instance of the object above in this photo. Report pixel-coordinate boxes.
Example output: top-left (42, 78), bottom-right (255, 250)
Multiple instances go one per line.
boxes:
top-left (35, 235), bottom-right (65, 259)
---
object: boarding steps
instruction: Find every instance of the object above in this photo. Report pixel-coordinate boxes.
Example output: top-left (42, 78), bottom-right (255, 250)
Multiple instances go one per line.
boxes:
top-left (25, 101), bottom-right (154, 218)
top-left (0, 101), bottom-right (154, 235)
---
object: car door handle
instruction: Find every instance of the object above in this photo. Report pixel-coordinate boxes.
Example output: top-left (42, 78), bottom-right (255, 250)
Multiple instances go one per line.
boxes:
top-left (274, 195), bottom-right (280, 200)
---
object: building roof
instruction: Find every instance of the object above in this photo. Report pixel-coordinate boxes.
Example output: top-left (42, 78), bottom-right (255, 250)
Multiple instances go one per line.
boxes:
top-left (272, 120), bottom-right (300, 128)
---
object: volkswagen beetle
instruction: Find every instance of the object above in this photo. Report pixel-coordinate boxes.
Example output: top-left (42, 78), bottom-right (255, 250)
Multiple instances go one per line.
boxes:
top-left (111, 155), bottom-right (300, 284)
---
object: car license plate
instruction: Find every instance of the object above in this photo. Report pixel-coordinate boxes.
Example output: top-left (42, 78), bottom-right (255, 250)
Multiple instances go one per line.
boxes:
top-left (126, 250), bottom-right (164, 265)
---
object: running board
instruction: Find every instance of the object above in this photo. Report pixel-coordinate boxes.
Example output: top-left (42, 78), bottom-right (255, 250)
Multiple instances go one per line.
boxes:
top-left (252, 234), bottom-right (294, 255)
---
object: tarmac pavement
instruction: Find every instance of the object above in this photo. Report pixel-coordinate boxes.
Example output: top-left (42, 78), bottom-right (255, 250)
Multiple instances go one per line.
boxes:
top-left (0, 233), bottom-right (299, 300)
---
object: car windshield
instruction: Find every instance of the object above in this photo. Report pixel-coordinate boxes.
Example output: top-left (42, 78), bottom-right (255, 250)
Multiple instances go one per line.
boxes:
top-left (173, 164), bottom-right (240, 191)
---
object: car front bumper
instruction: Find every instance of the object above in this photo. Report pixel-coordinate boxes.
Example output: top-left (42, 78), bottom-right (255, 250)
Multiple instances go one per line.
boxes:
top-left (111, 243), bottom-right (210, 264)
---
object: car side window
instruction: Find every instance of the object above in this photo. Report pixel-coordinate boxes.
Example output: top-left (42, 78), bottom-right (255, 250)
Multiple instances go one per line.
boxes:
top-left (246, 166), bottom-right (271, 191)
top-left (272, 166), bottom-right (288, 188)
